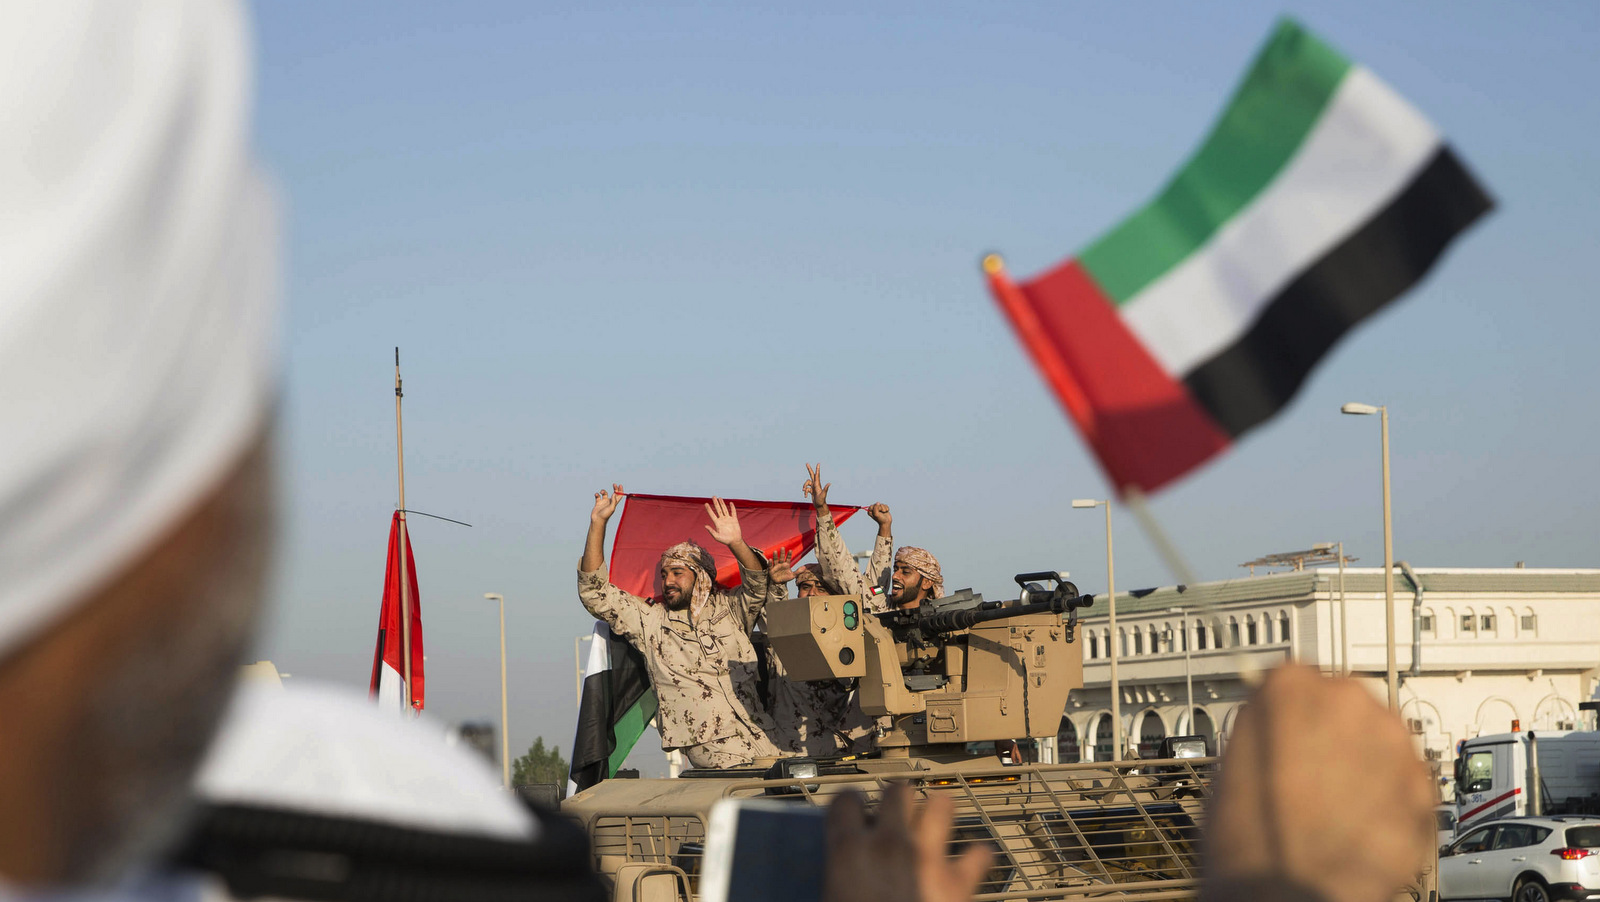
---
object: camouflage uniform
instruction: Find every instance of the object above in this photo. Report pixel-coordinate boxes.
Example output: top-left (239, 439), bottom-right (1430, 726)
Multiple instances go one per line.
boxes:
top-left (577, 550), bottom-right (781, 769)
top-left (812, 507), bottom-right (894, 613)
top-left (758, 568), bottom-right (875, 756)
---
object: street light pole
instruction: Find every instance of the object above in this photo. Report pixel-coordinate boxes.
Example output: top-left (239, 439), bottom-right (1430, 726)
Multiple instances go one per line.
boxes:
top-left (484, 593), bottom-right (509, 788)
top-left (1169, 607), bottom-right (1193, 736)
top-left (1342, 402), bottom-right (1398, 711)
top-left (1074, 498), bottom-right (1120, 760)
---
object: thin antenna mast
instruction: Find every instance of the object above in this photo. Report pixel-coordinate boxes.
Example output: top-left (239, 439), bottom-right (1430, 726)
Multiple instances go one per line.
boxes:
top-left (395, 348), bottom-right (413, 713)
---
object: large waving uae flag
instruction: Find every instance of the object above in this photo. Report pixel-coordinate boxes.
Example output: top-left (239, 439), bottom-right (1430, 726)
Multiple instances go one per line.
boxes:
top-left (368, 512), bottom-right (424, 713)
top-left (986, 19), bottom-right (1492, 495)
top-left (569, 494), bottom-right (861, 792)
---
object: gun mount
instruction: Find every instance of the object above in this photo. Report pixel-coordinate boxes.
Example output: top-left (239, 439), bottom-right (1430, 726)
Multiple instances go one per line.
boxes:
top-left (765, 570), bottom-right (1091, 757)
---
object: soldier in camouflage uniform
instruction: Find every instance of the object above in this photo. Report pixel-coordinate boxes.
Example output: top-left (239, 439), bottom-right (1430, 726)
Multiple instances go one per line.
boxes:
top-left (577, 485), bottom-right (781, 769)
top-left (801, 463), bottom-right (894, 612)
top-left (758, 550), bottom-right (875, 755)
top-left (803, 463), bottom-right (944, 612)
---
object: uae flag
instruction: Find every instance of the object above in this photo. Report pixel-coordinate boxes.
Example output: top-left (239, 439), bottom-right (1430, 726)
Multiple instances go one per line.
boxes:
top-left (986, 18), bottom-right (1492, 495)
top-left (368, 512), bottom-right (425, 713)
top-left (569, 493), bottom-right (861, 792)
top-left (568, 622), bottom-right (657, 795)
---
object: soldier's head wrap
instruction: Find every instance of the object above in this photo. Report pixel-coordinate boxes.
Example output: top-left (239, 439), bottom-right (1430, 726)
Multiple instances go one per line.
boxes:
top-left (659, 541), bottom-right (717, 613)
top-left (794, 563), bottom-right (841, 595)
top-left (0, 0), bottom-right (278, 665)
top-left (894, 547), bottom-right (944, 599)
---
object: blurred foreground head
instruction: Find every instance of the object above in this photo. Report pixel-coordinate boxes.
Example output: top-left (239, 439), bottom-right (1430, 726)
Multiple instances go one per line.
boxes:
top-left (0, 0), bottom-right (277, 886)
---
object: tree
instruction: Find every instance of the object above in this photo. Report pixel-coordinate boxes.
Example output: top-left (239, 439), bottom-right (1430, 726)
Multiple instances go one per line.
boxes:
top-left (512, 736), bottom-right (569, 797)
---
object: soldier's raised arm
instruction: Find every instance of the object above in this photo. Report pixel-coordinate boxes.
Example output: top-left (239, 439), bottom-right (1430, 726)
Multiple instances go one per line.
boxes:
top-left (806, 463), bottom-right (869, 596)
top-left (705, 496), bottom-right (770, 626)
top-left (864, 502), bottom-right (893, 593)
top-left (577, 485), bottom-right (647, 640)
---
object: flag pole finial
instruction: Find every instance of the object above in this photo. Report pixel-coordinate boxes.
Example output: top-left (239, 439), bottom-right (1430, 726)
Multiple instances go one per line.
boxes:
top-left (981, 252), bottom-right (1006, 275)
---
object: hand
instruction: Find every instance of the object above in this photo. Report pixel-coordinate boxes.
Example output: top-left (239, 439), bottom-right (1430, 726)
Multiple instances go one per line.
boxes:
top-left (867, 502), bottom-right (892, 528)
top-left (591, 484), bottom-right (624, 523)
top-left (804, 463), bottom-right (830, 511)
top-left (1202, 665), bottom-right (1434, 902)
top-left (770, 547), bottom-right (796, 584)
top-left (703, 496), bottom-right (743, 547)
top-left (823, 782), bottom-right (992, 902)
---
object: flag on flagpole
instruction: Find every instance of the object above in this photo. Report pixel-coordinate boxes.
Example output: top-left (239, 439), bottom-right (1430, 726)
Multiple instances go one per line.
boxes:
top-left (986, 18), bottom-right (1492, 496)
top-left (568, 622), bottom-right (657, 795)
top-left (608, 493), bottom-right (862, 598)
top-left (368, 512), bottom-right (425, 712)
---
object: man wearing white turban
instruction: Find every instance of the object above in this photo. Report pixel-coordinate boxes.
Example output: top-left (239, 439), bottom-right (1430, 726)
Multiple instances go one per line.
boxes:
top-left (0, 0), bottom-right (278, 884)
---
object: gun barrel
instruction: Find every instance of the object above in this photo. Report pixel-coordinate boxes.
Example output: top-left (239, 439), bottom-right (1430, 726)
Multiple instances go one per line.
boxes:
top-left (915, 595), bottom-right (1085, 634)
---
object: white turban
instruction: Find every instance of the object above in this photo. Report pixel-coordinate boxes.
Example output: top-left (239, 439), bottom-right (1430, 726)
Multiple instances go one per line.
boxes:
top-left (0, 0), bottom-right (278, 661)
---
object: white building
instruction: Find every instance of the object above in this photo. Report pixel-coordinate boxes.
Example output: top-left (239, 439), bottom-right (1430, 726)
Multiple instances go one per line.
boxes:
top-left (1060, 567), bottom-right (1600, 784)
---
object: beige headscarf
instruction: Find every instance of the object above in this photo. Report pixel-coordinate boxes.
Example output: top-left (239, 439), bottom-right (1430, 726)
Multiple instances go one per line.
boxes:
top-left (658, 541), bottom-right (717, 616)
top-left (793, 563), bottom-right (842, 596)
top-left (894, 547), bottom-right (944, 599)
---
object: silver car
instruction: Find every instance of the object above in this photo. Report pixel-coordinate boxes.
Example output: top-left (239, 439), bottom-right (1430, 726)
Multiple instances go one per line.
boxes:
top-left (1440, 817), bottom-right (1600, 902)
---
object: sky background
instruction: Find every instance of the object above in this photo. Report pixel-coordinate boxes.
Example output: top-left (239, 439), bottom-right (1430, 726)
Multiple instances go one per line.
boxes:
top-left (248, 1), bottom-right (1600, 776)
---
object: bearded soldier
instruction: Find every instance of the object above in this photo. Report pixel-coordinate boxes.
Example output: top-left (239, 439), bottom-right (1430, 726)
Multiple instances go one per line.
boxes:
top-left (803, 463), bottom-right (944, 612)
top-left (578, 486), bottom-right (781, 768)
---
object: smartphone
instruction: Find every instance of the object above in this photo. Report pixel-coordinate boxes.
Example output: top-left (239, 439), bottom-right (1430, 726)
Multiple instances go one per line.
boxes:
top-left (700, 798), bottom-right (829, 902)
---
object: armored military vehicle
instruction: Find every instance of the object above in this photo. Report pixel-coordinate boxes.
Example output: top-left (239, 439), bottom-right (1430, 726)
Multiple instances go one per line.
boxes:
top-left (563, 571), bottom-right (1220, 901)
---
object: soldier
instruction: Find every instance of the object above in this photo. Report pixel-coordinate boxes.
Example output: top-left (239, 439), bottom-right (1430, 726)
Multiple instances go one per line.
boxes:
top-left (577, 486), bottom-right (781, 769)
top-left (760, 549), bottom-right (874, 756)
top-left (803, 463), bottom-right (943, 612)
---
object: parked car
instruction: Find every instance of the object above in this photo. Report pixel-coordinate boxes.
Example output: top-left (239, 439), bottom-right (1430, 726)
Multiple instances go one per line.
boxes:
top-left (1439, 804), bottom-right (1460, 845)
top-left (1439, 816), bottom-right (1600, 902)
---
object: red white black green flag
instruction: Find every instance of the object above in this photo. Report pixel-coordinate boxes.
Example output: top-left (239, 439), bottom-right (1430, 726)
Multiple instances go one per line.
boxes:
top-left (986, 18), bottom-right (1492, 495)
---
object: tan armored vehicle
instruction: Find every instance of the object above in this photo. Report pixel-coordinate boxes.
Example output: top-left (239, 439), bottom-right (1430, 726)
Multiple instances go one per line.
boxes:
top-left (563, 572), bottom-right (1216, 901)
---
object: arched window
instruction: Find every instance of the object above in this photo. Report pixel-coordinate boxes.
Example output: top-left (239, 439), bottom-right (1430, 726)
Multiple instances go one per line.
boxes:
top-left (1520, 608), bottom-right (1538, 635)
top-left (1133, 629), bottom-right (1144, 655)
top-left (1119, 628), bottom-right (1129, 656)
top-left (1195, 619), bottom-right (1208, 650)
top-left (1148, 625), bottom-right (1160, 654)
top-left (1278, 610), bottom-right (1291, 644)
top-left (1245, 615), bottom-right (1259, 646)
top-left (1228, 617), bottom-right (1241, 648)
top-left (1088, 632), bottom-right (1099, 659)
top-left (1057, 716), bottom-right (1081, 763)
top-left (1461, 608), bottom-right (1477, 636)
top-left (1420, 608), bottom-right (1436, 635)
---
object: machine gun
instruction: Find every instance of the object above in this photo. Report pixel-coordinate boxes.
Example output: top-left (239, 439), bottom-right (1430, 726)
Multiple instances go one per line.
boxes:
top-left (765, 571), bottom-right (1092, 756)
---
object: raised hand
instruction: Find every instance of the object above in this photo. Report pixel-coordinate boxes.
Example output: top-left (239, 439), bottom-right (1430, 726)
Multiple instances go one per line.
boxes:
top-left (803, 463), bottom-right (830, 510)
top-left (703, 496), bottom-right (743, 547)
top-left (591, 484), bottom-right (624, 523)
top-left (770, 547), bottom-right (796, 584)
top-left (823, 782), bottom-right (993, 902)
top-left (867, 502), bottom-right (892, 528)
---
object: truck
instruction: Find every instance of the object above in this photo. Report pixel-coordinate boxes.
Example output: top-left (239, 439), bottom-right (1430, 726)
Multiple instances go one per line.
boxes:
top-left (1454, 731), bottom-right (1600, 832)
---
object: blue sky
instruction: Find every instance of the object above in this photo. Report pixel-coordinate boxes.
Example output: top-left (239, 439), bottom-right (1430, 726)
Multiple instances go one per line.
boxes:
top-left (249, 1), bottom-right (1600, 774)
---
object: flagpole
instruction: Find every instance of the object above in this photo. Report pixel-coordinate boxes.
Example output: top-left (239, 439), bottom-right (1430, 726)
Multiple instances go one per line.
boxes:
top-left (395, 348), bottom-right (413, 714)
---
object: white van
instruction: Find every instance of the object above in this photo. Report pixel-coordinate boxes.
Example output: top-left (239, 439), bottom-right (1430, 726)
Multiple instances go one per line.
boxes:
top-left (1455, 731), bottom-right (1600, 832)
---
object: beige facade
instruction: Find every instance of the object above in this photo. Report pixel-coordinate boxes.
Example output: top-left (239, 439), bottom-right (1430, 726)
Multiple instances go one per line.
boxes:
top-left (1060, 568), bottom-right (1600, 783)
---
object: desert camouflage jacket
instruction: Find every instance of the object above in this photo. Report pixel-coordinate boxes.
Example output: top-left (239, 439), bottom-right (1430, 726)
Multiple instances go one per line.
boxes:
top-left (813, 506), bottom-right (894, 613)
top-left (577, 565), bottom-right (780, 755)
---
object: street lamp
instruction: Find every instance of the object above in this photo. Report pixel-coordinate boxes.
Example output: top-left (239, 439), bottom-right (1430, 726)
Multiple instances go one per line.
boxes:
top-left (1341, 402), bottom-right (1397, 711)
top-left (1073, 498), bottom-right (1120, 760)
top-left (1168, 607), bottom-right (1194, 738)
top-left (484, 593), bottom-right (510, 789)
